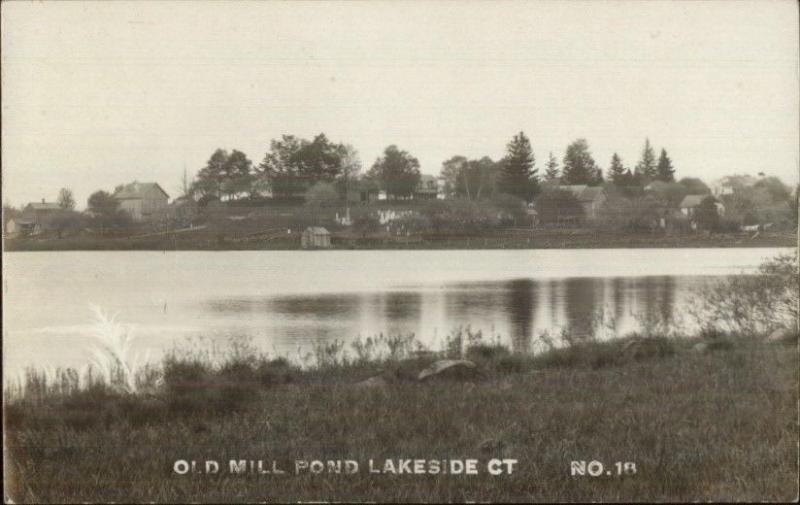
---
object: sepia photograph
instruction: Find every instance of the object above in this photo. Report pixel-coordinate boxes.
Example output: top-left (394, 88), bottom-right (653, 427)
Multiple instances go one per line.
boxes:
top-left (2, 0), bottom-right (799, 502)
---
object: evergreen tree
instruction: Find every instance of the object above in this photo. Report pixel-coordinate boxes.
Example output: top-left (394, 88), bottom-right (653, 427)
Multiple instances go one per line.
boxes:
top-left (498, 131), bottom-right (539, 201)
top-left (607, 153), bottom-right (627, 184)
top-left (562, 138), bottom-right (601, 185)
top-left (635, 138), bottom-right (657, 179)
top-left (656, 148), bottom-right (675, 182)
top-left (544, 152), bottom-right (560, 181)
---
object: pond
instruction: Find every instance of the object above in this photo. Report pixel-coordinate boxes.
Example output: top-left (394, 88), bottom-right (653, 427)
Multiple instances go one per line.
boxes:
top-left (2, 247), bottom-right (791, 376)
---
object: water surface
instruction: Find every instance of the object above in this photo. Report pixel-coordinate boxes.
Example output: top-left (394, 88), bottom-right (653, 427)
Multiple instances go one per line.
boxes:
top-left (2, 248), bottom-right (791, 376)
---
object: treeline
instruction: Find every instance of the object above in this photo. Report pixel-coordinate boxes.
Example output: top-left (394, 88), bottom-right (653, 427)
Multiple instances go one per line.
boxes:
top-left (438, 135), bottom-right (678, 202)
top-left (186, 134), bottom-right (425, 203)
top-left (183, 132), bottom-right (680, 205)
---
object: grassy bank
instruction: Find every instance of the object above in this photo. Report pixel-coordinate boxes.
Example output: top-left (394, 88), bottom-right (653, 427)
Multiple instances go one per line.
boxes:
top-left (4, 228), bottom-right (796, 251)
top-left (5, 331), bottom-right (798, 503)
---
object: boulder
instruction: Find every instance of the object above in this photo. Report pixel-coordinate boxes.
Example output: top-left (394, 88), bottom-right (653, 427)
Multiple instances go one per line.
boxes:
top-left (417, 359), bottom-right (481, 382)
top-left (354, 375), bottom-right (390, 388)
top-left (767, 327), bottom-right (798, 344)
top-left (692, 342), bottom-right (709, 354)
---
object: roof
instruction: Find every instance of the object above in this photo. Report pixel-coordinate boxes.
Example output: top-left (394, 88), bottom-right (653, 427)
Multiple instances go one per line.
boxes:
top-left (113, 182), bottom-right (169, 200)
top-left (644, 181), bottom-right (671, 192)
top-left (679, 195), bottom-right (713, 208)
top-left (557, 185), bottom-right (605, 202)
top-left (25, 202), bottom-right (60, 211)
top-left (304, 226), bottom-right (330, 235)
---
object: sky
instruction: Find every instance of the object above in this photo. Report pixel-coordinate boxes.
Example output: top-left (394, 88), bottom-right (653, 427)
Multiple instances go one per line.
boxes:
top-left (2, 1), bottom-right (798, 209)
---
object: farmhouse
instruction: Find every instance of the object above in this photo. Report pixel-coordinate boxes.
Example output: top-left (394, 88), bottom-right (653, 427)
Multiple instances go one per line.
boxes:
top-left (112, 182), bottom-right (169, 222)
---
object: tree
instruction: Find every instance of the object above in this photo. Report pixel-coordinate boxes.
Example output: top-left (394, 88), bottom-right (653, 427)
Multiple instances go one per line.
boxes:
top-left (57, 188), bottom-right (76, 210)
top-left (695, 196), bottom-right (721, 231)
top-left (338, 144), bottom-right (362, 201)
top-left (562, 138), bottom-right (601, 186)
top-left (607, 153), bottom-right (627, 184)
top-left (193, 149), bottom-right (229, 199)
top-left (305, 182), bottom-right (339, 208)
top-left (87, 190), bottom-right (130, 230)
top-left (498, 131), bottom-right (539, 202)
top-left (221, 149), bottom-right (254, 200)
top-left (656, 149), bottom-right (675, 182)
top-left (544, 152), bottom-right (560, 181)
top-left (462, 157), bottom-right (498, 200)
top-left (439, 156), bottom-right (498, 200)
top-left (678, 177), bottom-right (710, 195)
top-left (87, 191), bottom-right (119, 216)
top-left (647, 181), bottom-right (688, 207)
top-left (258, 133), bottom-right (348, 199)
top-left (178, 167), bottom-right (193, 199)
top-left (50, 210), bottom-right (84, 238)
top-left (440, 155), bottom-right (468, 198)
top-left (635, 138), bottom-right (657, 180)
top-left (753, 176), bottom-right (791, 203)
top-left (367, 145), bottom-right (421, 199)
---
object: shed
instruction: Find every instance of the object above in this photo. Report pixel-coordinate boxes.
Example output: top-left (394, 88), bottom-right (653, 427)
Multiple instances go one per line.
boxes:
top-left (301, 226), bottom-right (331, 249)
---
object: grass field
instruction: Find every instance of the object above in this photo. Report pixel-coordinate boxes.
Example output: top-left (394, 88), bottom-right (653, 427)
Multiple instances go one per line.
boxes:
top-left (5, 334), bottom-right (798, 503)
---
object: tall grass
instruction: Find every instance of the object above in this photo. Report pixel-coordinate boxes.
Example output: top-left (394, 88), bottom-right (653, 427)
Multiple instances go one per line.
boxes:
top-left (86, 305), bottom-right (150, 393)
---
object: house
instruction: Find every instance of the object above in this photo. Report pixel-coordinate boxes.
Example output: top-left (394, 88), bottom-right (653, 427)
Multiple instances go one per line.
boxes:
top-left (112, 182), bottom-right (169, 222)
top-left (556, 185), bottom-right (607, 220)
top-left (301, 226), bottom-right (331, 249)
top-left (414, 175), bottom-right (441, 200)
top-left (7, 200), bottom-right (63, 235)
top-left (710, 174), bottom-right (760, 197)
top-left (679, 195), bottom-right (725, 218)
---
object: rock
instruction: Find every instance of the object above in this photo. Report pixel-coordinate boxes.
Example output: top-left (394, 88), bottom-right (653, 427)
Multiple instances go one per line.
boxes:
top-left (767, 327), bottom-right (798, 344)
top-left (354, 375), bottom-right (390, 388)
top-left (417, 359), bottom-right (481, 382)
top-left (692, 342), bottom-right (709, 354)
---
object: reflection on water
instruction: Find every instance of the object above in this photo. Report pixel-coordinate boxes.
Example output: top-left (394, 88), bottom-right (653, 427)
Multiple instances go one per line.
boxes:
top-left (5, 247), bottom-right (788, 375)
top-left (204, 275), bottom-right (700, 355)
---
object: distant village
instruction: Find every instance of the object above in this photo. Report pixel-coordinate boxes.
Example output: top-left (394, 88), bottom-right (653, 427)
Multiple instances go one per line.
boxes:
top-left (4, 133), bottom-right (798, 249)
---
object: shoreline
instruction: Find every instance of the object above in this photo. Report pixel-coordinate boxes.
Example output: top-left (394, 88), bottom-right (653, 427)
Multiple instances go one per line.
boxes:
top-left (4, 230), bottom-right (797, 251)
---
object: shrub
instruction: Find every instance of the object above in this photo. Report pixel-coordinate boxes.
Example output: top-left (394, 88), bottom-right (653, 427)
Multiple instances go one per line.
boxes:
top-left (690, 253), bottom-right (799, 335)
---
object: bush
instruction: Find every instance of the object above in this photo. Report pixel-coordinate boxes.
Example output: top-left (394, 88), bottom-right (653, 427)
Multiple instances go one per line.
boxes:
top-left (690, 253), bottom-right (799, 335)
